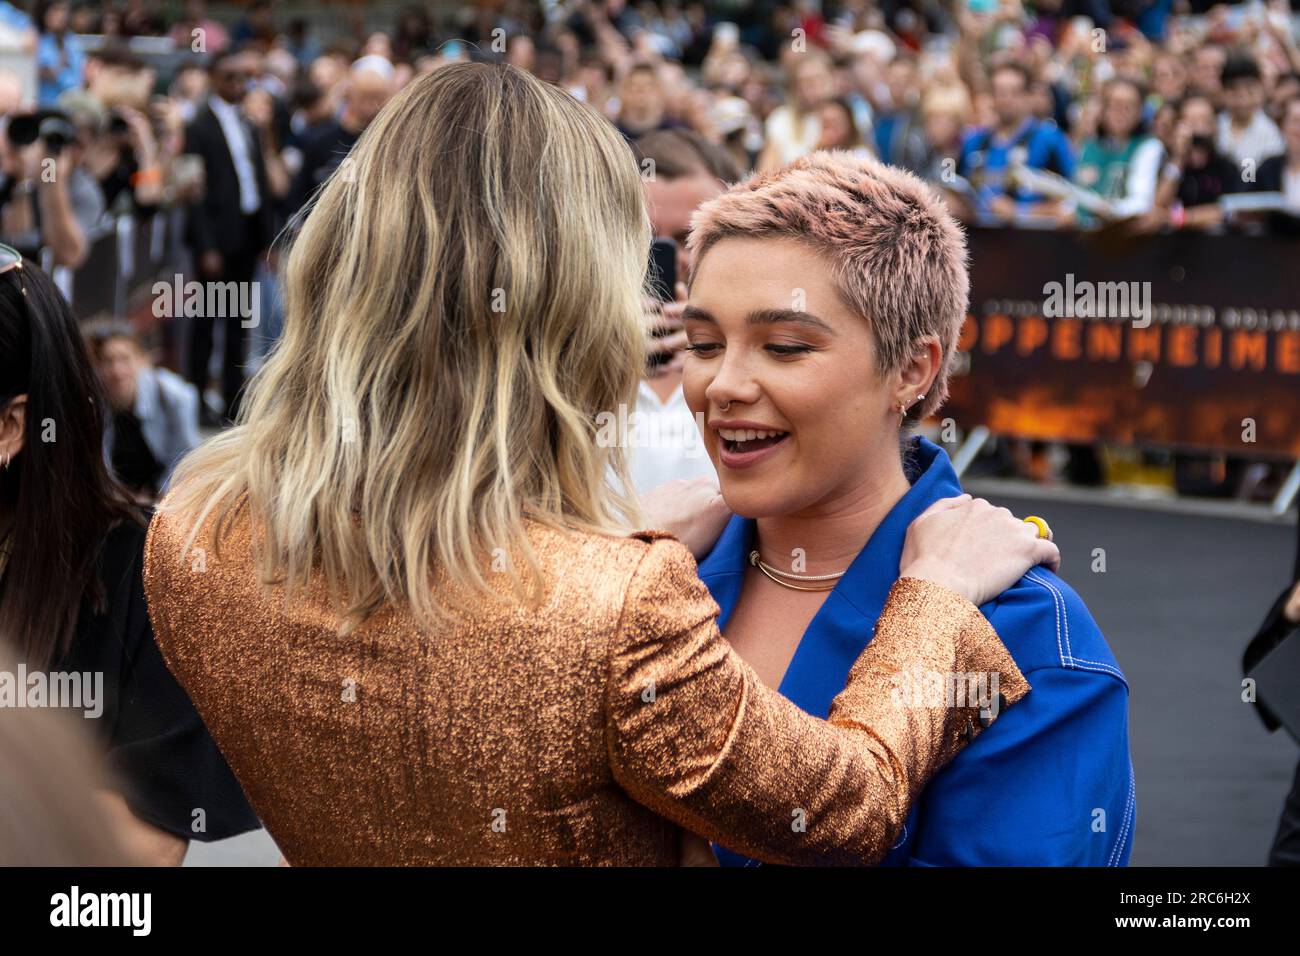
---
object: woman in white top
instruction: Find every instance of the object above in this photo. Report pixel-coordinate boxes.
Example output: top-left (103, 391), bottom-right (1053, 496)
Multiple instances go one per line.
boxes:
top-left (757, 50), bottom-right (837, 173)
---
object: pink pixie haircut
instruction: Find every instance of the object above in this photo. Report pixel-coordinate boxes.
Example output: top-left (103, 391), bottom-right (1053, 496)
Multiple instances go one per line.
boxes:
top-left (686, 150), bottom-right (969, 422)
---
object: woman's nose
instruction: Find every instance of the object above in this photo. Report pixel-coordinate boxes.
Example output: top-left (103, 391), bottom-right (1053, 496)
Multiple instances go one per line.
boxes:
top-left (704, 351), bottom-right (761, 410)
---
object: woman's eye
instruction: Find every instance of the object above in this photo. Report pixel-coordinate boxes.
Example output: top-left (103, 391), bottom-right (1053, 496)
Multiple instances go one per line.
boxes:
top-left (685, 343), bottom-right (721, 356)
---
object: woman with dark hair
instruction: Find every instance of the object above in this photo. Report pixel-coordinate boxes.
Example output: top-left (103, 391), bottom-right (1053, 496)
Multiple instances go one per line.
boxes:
top-left (815, 97), bottom-right (872, 158)
top-left (0, 247), bottom-right (258, 864)
top-left (1073, 77), bottom-right (1164, 222)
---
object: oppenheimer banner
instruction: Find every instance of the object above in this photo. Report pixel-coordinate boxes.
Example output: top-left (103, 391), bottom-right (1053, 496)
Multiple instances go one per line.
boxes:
top-left (945, 227), bottom-right (1300, 457)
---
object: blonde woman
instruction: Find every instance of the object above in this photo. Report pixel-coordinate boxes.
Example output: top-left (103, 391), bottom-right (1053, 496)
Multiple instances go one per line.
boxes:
top-left (756, 51), bottom-right (837, 173)
top-left (143, 63), bottom-right (1056, 866)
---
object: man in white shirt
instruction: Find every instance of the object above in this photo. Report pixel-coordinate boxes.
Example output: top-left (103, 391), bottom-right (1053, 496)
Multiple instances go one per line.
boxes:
top-left (626, 130), bottom-right (741, 496)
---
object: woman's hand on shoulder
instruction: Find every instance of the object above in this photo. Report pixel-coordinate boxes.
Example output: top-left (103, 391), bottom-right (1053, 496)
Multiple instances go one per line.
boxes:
top-left (637, 477), bottom-right (731, 561)
top-left (899, 494), bottom-right (1060, 607)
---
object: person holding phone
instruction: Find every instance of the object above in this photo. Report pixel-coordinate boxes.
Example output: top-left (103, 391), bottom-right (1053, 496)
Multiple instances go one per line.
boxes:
top-left (628, 130), bottom-right (739, 495)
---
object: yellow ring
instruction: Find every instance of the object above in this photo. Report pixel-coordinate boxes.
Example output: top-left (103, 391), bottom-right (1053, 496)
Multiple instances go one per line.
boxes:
top-left (1023, 515), bottom-right (1052, 540)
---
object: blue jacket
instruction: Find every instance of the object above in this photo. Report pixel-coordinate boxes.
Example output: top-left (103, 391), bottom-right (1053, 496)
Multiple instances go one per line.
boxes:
top-left (699, 437), bottom-right (1135, 866)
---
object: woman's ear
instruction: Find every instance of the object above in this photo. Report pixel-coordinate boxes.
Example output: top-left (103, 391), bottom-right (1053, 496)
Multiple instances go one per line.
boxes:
top-left (0, 394), bottom-right (27, 466)
top-left (895, 336), bottom-right (943, 401)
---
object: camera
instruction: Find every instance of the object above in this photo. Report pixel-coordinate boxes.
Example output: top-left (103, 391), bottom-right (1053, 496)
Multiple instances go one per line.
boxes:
top-left (6, 111), bottom-right (77, 153)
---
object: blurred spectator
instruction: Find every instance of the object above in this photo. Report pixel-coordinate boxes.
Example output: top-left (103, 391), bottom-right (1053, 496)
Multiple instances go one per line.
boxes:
top-left (72, 85), bottom-right (168, 216)
top-left (392, 5), bottom-right (434, 62)
top-left (1271, 73), bottom-right (1300, 124)
top-left (169, 0), bottom-right (230, 56)
top-left (1190, 42), bottom-right (1227, 101)
top-left (230, 0), bottom-right (274, 51)
top-left (916, 84), bottom-right (972, 182)
top-left (957, 61), bottom-right (1075, 221)
top-left (616, 62), bottom-right (681, 141)
top-left (168, 60), bottom-right (210, 123)
top-left (1252, 94), bottom-right (1300, 233)
top-left (85, 320), bottom-right (201, 501)
top-left (1218, 55), bottom-right (1284, 168)
top-left (875, 54), bottom-right (922, 166)
top-left (816, 95), bottom-right (872, 155)
top-left (288, 54), bottom-right (396, 218)
top-left (182, 49), bottom-right (273, 424)
top-left (1155, 92), bottom-right (1243, 229)
top-left (0, 95), bottom-right (105, 268)
top-left (35, 0), bottom-right (85, 108)
top-left (757, 48), bottom-right (837, 171)
top-left (1074, 77), bottom-right (1163, 221)
top-left (1151, 51), bottom-right (1189, 107)
top-left (1256, 95), bottom-right (1300, 204)
top-left (629, 128), bottom-right (737, 494)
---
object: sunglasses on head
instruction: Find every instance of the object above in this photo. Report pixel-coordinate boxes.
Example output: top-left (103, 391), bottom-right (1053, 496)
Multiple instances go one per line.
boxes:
top-left (0, 244), bottom-right (25, 298)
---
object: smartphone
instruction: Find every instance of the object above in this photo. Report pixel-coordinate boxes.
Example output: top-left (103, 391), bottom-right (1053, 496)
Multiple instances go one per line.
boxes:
top-left (648, 237), bottom-right (677, 302)
top-left (646, 237), bottom-right (678, 370)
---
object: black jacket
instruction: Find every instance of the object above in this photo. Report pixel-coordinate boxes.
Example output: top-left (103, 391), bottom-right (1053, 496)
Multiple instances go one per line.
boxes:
top-left (1243, 513), bottom-right (1300, 733)
top-left (183, 99), bottom-right (274, 260)
top-left (57, 515), bottom-right (260, 841)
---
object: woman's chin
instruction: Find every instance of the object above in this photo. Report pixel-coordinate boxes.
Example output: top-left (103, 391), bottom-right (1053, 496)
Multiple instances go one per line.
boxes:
top-left (718, 485), bottom-right (803, 520)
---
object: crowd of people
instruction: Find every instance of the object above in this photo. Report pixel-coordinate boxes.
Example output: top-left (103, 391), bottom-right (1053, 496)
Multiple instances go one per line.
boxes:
top-left (0, 1), bottom-right (1294, 497)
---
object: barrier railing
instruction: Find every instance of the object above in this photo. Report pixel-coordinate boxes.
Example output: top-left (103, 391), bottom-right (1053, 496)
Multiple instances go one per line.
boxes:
top-left (48, 211), bottom-right (176, 324)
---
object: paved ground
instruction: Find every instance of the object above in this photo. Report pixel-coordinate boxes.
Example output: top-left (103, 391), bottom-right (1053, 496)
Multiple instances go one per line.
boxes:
top-left (969, 486), bottom-right (1297, 866)
top-left (186, 487), bottom-right (1299, 866)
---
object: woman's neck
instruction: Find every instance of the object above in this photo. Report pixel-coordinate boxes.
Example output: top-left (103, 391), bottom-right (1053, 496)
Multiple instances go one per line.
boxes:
top-left (752, 451), bottom-right (912, 577)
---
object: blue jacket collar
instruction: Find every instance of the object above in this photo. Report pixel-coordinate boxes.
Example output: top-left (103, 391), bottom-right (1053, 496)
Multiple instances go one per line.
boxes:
top-left (697, 436), bottom-right (965, 710)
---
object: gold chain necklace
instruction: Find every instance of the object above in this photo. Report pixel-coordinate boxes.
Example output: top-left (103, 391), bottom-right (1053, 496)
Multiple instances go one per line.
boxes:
top-left (748, 550), bottom-right (846, 592)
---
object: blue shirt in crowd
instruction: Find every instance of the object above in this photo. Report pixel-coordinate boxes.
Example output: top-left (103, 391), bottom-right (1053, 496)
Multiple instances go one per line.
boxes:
top-left (37, 33), bottom-right (85, 107)
top-left (957, 117), bottom-right (1076, 214)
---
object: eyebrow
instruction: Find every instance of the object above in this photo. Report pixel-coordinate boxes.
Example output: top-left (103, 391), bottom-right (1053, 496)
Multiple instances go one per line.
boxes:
top-left (681, 305), bottom-right (835, 335)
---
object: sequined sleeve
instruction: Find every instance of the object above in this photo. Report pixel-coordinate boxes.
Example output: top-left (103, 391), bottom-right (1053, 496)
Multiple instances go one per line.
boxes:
top-left (604, 536), bottom-right (1031, 866)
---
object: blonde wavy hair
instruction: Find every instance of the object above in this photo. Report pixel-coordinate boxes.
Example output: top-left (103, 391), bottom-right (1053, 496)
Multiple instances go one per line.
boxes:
top-left (166, 62), bottom-right (650, 633)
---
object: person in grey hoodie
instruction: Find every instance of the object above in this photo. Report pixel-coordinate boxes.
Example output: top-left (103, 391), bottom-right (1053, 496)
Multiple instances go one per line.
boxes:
top-left (86, 320), bottom-right (200, 501)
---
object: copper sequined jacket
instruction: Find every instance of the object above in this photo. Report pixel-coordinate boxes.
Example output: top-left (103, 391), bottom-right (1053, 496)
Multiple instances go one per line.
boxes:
top-left (142, 497), bottom-right (1030, 866)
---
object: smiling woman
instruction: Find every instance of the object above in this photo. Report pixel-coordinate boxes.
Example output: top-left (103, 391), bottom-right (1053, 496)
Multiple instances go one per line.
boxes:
top-left (681, 151), bottom-right (1136, 867)
top-left (141, 65), bottom-right (1060, 866)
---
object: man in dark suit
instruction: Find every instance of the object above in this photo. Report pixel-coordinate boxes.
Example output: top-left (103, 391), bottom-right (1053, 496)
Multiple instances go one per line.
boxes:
top-left (183, 49), bottom-right (273, 424)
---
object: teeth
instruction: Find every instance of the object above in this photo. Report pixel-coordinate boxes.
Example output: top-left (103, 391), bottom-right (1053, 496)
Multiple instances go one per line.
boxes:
top-left (718, 428), bottom-right (786, 442)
